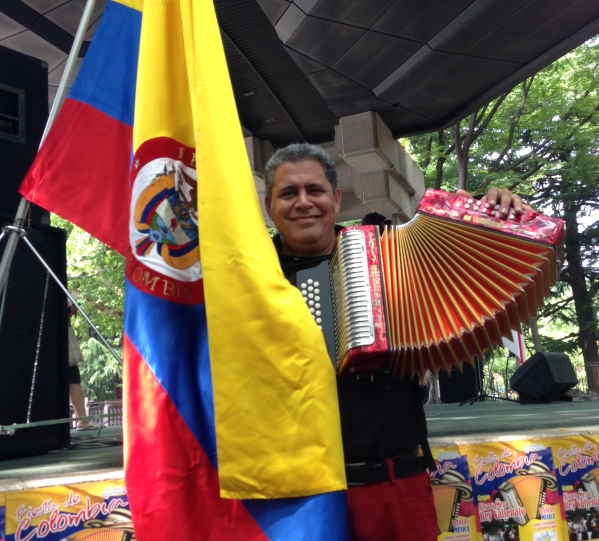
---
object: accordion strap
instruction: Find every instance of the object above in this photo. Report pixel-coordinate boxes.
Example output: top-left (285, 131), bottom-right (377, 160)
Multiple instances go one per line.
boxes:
top-left (410, 376), bottom-right (436, 472)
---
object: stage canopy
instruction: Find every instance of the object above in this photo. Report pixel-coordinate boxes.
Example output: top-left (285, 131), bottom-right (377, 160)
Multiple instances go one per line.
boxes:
top-left (0, 0), bottom-right (598, 147)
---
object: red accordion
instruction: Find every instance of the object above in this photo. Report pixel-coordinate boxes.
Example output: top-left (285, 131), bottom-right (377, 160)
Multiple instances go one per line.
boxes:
top-left (321, 190), bottom-right (564, 377)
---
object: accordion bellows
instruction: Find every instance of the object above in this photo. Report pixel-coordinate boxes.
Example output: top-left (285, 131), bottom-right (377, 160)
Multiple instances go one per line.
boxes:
top-left (330, 190), bottom-right (564, 377)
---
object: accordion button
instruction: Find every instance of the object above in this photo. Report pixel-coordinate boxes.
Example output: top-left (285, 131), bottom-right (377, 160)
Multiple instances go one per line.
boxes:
top-left (307, 279), bottom-right (313, 285)
top-left (314, 288), bottom-right (320, 294)
top-left (318, 325), bottom-right (322, 329)
top-left (308, 293), bottom-right (314, 299)
top-left (491, 210), bottom-right (497, 216)
top-left (315, 303), bottom-right (321, 309)
top-left (315, 297), bottom-right (320, 302)
top-left (467, 198), bottom-right (473, 204)
top-left (308, 286), bottom-right (314, 292)
top-left (464, 204), bottom-right (470, 208)
top-left (494, 204), bottom-right (500, 210)
top-left (314, 281), bottom-right (320, 287)
top-left (308, 300), bottom-right (315, 306)
top-left (316, 318), bottom-right (322, 324)
top-left (315, 310), bottom-right (321, 316)
top-left (310, 308), bottom-right (315, 314)
top-left (301, 283), bottom-right (307, 289)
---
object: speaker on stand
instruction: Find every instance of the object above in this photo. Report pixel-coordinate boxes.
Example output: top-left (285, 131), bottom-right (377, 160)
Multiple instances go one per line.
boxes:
top-left (0, 46), bottom-right (70, 459)
top-left (438, 359), bottom-right (481, 404)
top-left (0, 213), bottom-right (70, 459)
top-left (0, 44), bottom-right (49, 222)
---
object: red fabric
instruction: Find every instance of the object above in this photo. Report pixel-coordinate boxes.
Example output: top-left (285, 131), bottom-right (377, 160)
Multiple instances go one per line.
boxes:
top-left (123, 336), bottom-right (270, 541)
top-left (346, 471), bottom-right (437, 541)
top-left (19, 99), bottom-right (132, 256)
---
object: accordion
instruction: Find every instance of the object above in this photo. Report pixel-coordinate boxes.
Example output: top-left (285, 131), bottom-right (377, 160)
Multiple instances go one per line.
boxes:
top-left (292, 189), bottom-right (564, 378)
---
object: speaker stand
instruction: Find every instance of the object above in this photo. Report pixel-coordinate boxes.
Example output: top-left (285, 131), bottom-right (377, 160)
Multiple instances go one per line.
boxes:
top-left (459, 358), bottom-right (519, 406)
top-left (0, 222), bottom-right (121, 365)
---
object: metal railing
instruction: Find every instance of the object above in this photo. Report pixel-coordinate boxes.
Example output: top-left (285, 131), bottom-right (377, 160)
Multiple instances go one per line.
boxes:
top-left (70, 400), bottom-right (123, 428)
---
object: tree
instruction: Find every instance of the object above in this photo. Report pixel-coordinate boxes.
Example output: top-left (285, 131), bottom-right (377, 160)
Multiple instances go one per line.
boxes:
top-left (405, 41), bottom-right (599, 389)
top-left (51, 216), bottom-right (124, 399)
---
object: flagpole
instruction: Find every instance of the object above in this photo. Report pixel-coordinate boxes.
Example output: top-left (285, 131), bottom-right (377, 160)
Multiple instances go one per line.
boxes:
top-left (0, 0), bottom-right (97, 297)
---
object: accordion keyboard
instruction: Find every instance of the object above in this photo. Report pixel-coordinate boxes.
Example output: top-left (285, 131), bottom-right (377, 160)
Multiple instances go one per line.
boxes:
top-left (331, 228), bottom-right (376, 368)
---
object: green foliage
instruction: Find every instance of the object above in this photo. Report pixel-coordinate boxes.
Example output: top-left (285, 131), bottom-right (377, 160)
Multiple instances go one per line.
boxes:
top-left (51, 215), bottom-right (124, 399)
top-left (405, 40), bottom-right (599, 372)
top-left (79, 338), bottom-right (122, 401)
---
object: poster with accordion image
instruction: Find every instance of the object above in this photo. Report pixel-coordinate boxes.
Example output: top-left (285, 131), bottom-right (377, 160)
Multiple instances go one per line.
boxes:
top-left (4, 480), bottom-right (134, 541)
top-left (549, 435), bottom-right (599, 541)
top-left (431, 446), bottom-right (477, 541)
top-left (465, 441), bottom-right (564, 541)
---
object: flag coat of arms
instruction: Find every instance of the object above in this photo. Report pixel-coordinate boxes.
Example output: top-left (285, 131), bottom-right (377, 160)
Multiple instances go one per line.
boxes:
top-left (19, 0), bottom-right (350, 539)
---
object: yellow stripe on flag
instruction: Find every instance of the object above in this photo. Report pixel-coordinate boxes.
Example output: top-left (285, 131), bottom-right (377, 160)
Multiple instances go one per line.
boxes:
top-left (134, 0), bottom-right (346, 499)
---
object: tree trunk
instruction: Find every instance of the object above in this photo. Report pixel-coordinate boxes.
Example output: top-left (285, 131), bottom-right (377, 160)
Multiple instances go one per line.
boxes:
top-left (529, 317), bottom-right (544, 353)
top-left (453, 124), bottom-right (468, 190)
top-left (563, 199), bottom-right (599, 391)
top-left (434, 130), bottom-right (447, 189)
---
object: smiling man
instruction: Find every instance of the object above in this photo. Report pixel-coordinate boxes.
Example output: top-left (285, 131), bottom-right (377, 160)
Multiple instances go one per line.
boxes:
top-left (263, 142), bottom-right (527, 541)
top-left (265, 146), bottom-right (341, 257)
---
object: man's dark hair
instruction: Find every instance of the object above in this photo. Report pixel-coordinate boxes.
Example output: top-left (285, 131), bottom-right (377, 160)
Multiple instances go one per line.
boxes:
top-left (264, 143), bottom-right (337, 197)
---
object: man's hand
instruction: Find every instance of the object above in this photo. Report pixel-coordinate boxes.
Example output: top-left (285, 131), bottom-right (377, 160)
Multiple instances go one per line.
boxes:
top-left (456, 187), bottom-right (533, 218)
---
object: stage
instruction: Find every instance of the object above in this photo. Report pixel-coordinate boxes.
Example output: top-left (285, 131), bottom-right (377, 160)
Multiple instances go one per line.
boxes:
top-left (2, 398), bottom-right (599, 541)
top-left (1, 398), bottom-right (598, 492)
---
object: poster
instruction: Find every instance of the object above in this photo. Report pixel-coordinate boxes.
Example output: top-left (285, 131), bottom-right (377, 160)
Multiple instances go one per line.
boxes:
top-left (465, 440), bottom-right (564, 541)
top-left (4, 480), bottom-right (133, 541)
top-left (431, 446), bottom-right (478, 541)
top-left (550, 434), bottom-right (599, 541)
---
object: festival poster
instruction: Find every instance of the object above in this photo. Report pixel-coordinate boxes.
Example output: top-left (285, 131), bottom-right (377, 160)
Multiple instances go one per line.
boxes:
top-left (464, 440), bottom-right (564, 541)
top-left (431, 446), bottom-right (478, 541)
top-left (549, 434), bottom-right (599, 541)
top-left (5, 480), bottom-right (133, 541)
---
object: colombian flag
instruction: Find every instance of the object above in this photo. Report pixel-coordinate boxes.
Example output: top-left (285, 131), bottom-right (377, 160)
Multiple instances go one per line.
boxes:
top-left (20, 0), bottom-right (350, 539)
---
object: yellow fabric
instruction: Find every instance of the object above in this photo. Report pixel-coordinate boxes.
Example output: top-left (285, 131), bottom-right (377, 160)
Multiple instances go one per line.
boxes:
top-left (134, 0), bottom-right (346, 499)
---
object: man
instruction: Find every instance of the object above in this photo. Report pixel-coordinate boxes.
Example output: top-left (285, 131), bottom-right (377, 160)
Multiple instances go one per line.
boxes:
top-left (263, 143), bottom-right (528, 541)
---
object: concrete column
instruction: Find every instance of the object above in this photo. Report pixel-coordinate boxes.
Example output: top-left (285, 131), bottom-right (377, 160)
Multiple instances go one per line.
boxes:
top-left (336, 111), bottom-right (425, 223)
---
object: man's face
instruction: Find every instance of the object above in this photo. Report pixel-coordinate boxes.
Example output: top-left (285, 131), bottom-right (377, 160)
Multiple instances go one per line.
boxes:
top-left (265, 159), bottom-right (341, 257)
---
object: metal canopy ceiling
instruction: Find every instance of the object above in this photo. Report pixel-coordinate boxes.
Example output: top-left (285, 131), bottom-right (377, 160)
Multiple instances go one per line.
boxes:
top-left (1, 0), bottom-right (598, 148)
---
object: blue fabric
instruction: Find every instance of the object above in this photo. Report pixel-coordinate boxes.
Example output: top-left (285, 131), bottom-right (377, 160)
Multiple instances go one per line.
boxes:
top-left (69, 1), bottom-right (141, 126)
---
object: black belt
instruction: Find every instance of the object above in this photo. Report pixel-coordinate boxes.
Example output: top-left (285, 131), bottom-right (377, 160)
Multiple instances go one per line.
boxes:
top-left (345, 450), bottom-right (427, 486)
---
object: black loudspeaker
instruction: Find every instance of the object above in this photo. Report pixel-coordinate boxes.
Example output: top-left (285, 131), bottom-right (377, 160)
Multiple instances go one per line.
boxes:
top-left (0, 213), bottom-right (70, 459)
top-left (438, 359), bottom-right (481, 403)
top-left (0, 45), bottom-right (49, 223)
top-left (510, 352), bottom-right (578, 404)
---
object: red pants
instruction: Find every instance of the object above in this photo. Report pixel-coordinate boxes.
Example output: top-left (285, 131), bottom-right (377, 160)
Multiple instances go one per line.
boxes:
top-left (346, 470), bottom-right (437, 541)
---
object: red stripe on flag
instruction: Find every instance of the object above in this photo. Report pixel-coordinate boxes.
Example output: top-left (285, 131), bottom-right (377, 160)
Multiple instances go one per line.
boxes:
top-left (123, 336), bottom-right (270, 540)
top-left (19, 99), bottom-right (132, 256)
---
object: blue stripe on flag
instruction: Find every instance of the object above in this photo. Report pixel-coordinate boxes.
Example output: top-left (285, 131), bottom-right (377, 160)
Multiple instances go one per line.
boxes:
top-left (245, 492), bottom-right (350, 541)
top-left (69, 0), bottom-right (141, 126)
top-left (124, 278), bottom-right (217, 465)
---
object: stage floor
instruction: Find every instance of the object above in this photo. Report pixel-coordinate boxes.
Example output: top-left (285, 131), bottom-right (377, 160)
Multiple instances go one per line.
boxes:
top-left (427, 396), bottom-right (599, 446)
top-left (1, 397), bottom-right (599, 491)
